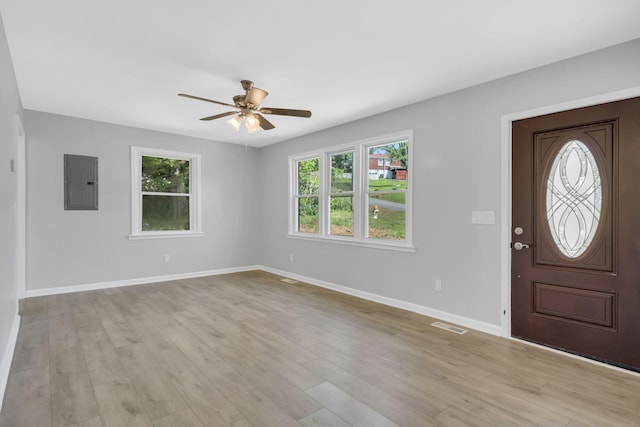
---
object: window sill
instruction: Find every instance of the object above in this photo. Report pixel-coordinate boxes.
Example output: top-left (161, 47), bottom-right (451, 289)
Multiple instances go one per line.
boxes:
top-left (128, 231), bottom-right (204, 240)
top-left (287, 233), bottom-right (416, 253)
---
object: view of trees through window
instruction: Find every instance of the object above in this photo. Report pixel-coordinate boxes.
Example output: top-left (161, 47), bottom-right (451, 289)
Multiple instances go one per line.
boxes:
top-left (294, 139), bottom-right (409, 241)
top-left (141, 156), bottom-right (190, 231)
top-left (296, 158), bottom-right (319, 233)
top-left (330, 152), bottom-right (354, 236)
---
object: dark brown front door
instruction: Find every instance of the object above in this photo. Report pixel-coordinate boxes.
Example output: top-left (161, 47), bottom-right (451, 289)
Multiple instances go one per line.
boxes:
top-left (511, 96), bottom-right (640, 371)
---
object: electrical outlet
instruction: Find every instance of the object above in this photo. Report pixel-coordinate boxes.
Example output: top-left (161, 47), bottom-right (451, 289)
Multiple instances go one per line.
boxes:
top-left (435, 279), bottom-right (442, 291)
top-left (163, 254), bottom-right (170, 263)
top-left (289, 253), bottom-right (294, 262)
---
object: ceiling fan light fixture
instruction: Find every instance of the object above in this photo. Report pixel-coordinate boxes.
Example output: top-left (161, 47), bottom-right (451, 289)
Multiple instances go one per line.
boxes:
top-left (245, 113), bottom-right (260, 132)
top-left (245, 87), bottom-right (268, 108)
top-left (227, 114), bottom-right (242, 131)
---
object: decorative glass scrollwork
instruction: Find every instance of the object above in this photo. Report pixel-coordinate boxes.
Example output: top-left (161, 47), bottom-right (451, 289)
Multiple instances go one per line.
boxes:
top-left (546, 140), bottom-right (602, 258)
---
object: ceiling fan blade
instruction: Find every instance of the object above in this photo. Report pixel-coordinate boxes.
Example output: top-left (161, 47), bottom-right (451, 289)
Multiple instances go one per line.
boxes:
top-left (200, 111), bottom-right (237, 121)
top-left (256, 113), bottom-right (275, 130)
top-left (260, 107), bottom-right (312, 118)
top-left (178, 93), bottom-right (238, 109)
top-left (245, 87), bottom-right (268, 107)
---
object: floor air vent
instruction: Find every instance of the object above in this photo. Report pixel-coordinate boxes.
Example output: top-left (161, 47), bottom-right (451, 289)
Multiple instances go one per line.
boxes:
top-left (280, 278), bottom-right (298, 284)
top-left (431, 321), bottom-right (468, 334)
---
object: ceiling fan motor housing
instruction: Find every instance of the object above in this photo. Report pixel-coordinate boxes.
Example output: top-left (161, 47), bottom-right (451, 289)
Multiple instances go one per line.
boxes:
top-left (233, 94), bottom-right (246, 107)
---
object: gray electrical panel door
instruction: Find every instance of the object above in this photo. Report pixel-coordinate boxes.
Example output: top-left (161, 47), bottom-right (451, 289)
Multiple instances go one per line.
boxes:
top-left (64, 154), bottom-right (98, 210)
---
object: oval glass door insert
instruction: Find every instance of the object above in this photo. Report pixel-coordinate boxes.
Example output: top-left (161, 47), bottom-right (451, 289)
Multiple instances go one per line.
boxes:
top-left (546, 140), bottom-right (602, 258)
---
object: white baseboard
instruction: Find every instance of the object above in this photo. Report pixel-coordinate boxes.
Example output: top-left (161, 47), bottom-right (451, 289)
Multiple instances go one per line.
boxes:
top-left (19, 265), bottom-right (637, 377)
top-left (258, 265), bottom-right (502, 336)
top-left (23, 264), bottom-right (501, 337)
top-left (0, 313), bottom-right (20, 412)
top-left (25, 265), bottom-right (262, 298)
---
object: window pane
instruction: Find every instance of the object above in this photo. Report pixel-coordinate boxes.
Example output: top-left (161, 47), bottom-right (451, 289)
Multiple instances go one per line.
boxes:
top-left (546, 140), bottom-right (602, 258)
top-left (368, 192), bottom-right (405, 240)
top-left (368, 141), bottom-right (408, 190)
top-left (331, 153), bottom-right (353, 193)
top-left (330, 196), bottom-right (353, 236)
top-left (142, 156), bottom-right (190, 193)
top-left (298, 196), bottom-right (319, 233)
top-left (142, 195), bottom-right (190, 231)
top-left (297, 158), bottom-right (319, 195)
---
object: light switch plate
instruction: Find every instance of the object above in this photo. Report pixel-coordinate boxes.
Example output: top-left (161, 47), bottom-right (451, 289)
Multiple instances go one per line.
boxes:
top-left (472, 210), bottom-right (495, 225)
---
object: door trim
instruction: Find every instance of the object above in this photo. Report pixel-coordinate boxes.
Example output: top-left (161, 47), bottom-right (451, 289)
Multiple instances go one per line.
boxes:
top-left (500, 86), bottom-right (640, 339)
top-left (15, 114), bottom-right (26, 302)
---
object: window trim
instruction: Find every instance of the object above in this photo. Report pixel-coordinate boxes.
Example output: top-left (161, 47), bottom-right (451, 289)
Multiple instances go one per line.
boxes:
top-left (289, 130), bottom-right (414, 251)
top-left (129, 146), bottom-right (202, 240)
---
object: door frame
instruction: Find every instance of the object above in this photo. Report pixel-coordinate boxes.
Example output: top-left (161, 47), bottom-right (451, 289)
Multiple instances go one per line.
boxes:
top-left (15, 114), bottom-right (26, 302)
top-left (500, 86), bottom-right (640, 339)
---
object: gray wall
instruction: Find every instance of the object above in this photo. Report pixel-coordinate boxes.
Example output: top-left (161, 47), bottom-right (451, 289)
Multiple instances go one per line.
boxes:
top-left (0, 11), bottom-right (23, 391)
top-left (25, 111), bottom-right (261, 290)
top-left (259, 38), bottom-right (640, 328)
top-left (17, 37), bottom-right (640, 330)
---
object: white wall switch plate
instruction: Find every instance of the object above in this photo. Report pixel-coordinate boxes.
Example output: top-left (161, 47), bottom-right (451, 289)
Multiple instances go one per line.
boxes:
top-left (471, 210), bottom-right (495, 225)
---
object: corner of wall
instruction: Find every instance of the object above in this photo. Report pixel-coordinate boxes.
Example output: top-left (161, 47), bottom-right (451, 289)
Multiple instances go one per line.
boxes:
top-left (0, 313), bottom-right (20, 412)
top-left (0, 9), bottom-right (24, 415)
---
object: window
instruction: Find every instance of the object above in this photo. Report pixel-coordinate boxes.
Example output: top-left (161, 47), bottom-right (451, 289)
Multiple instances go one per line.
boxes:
top-left (330, 152), bottom-right (354, 237)
top-left (367, 142), bottom-right (408, 240)
top-left (289, 130), bottom-right (413, 250)
top-left (130, 147), bottom-right (201, 239)
top-left (295, 157), bottom-right (320, 233)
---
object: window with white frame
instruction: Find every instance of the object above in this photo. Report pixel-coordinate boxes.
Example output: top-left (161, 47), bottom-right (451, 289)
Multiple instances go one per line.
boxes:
top-left (330, 151), bottom-right (354, 237)
top-left (290, 130), bottom-right (412, 250)
top-left (295, 157), bottom-right (320, 233)
top-left (130, 146), bottom-right (201, 239)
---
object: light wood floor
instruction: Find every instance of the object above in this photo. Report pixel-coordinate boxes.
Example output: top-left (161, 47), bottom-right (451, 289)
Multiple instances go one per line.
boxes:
top-left (1, 271), bottom-right (639, 427)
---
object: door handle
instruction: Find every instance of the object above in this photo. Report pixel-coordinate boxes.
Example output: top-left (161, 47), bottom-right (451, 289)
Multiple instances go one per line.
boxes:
top-left (513, 242), bottom-right (530, 250)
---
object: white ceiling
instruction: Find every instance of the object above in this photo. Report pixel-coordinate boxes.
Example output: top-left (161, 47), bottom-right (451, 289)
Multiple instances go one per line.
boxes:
top-left (2, 1), bottom-right (640, 148)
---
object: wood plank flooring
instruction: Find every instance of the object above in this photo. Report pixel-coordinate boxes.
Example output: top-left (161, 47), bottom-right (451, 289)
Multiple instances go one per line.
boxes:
top-left (1, 271), bottom-right (639, 426)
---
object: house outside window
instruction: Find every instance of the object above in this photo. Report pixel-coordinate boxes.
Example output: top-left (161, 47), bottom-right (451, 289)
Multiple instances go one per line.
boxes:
top-left (130, 146), bottom-right (202, 239)
top-left (367, 142), bottom-right (408, 240)
top-left (289, 130), bottom-right (413, 251)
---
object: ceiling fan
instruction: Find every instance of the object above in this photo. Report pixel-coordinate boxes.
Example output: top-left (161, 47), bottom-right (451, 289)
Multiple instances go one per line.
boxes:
top-left (178, 80), bottom-right (312, 133)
